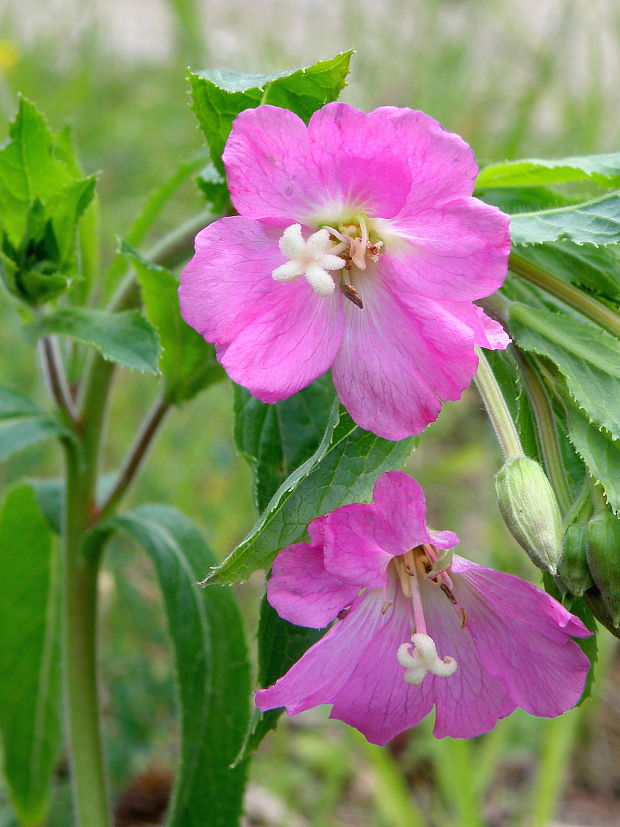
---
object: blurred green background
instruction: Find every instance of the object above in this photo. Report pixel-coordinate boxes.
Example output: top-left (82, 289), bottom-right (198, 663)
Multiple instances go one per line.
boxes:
top-left (1, 0), bottom-right (619, 824)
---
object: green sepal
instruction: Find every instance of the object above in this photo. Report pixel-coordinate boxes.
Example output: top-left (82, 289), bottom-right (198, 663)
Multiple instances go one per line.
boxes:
top-left (586, 507), bottom-right (620, 626)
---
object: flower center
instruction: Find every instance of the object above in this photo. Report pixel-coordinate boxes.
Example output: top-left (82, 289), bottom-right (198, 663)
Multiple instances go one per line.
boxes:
top-left (271, 216), bottom-right (384, 308)
top-left (392, 546), bottom-right (464, 685)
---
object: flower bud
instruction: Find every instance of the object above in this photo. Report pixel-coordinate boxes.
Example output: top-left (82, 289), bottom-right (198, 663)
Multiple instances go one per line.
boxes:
top-left (584, 587), bottom-right (620, 640)
top-left (495, 456), bottom-right (563, 574)
top-left (586, 508), bottom-right (620, 627)
top-left (558, 522), bottom-right (593, 597)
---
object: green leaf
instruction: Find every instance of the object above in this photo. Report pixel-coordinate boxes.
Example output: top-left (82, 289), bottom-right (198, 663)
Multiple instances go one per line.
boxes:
top-left (189, 51), bottom-right (353, 172)
top-left (0, 98), bottom-right (96, 306)
top-left (206, 407), bottom-right (416, 585)
top-left (123, 242), bottom-right (223, 401)
top-left (0, 386), bottom-right (70, 461)
top-left (0, 97), bottom-right (71, 246)
top-left (32, 307), bottom-right (160, 374)
top-left (239, 596), bottom-right (324, 760)
top-left (0, 485), bottom-right (62, 826)
top-left (509, 303), bottom-right (620, 440)
top-left (234, 375), bottom-right (337, 512)
top-left (566, 406), bottom-right (620, 515)
top-left (478, 152), bottom-right (620, 189)
top-left (516, 243), bottom-right (620, 302)
top-left (510, 192), bottom-right (620, 246)
top-left (108, 505), bottom-right (250, 827)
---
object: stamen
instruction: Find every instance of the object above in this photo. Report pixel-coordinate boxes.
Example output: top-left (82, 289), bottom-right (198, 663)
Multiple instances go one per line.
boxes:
top-left (341, 282), bottom-right (364, 309)
top-left (397, 633), bottom-right (458, 685)
top-left (382, 601), bottom-right (393, 615)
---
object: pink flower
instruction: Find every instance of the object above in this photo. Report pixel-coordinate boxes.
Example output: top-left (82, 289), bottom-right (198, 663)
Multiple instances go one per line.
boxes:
top-left (179, 103), bottom-right (511, 439)
top-left (255, 472), bottom-right (591, 745)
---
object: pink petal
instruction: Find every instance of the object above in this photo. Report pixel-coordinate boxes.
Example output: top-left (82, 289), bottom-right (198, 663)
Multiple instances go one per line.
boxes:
top-left (372, 472), bottom-right (459, 551)
top-left (255, 591), bottom-right (386, 715)
top-left (322, 503), bottom-right (399, 588)
top-left (305, 103), bottom-right (412, 220)
top-left (451, 557), bottom-right (591, 717)
top-left (267, 541), bottom-right (358, 629)
top-left (223, 106), bottom-right (320, 220)
top-left (331, 273), bottom-right (478, 439)
top-left (375, 106), bottom-right (479, 211)
top-left (381, 197), bottom-right (511, 302)
top-left (220, 273), bottom-right (344, 403)
top-left (419, 576), bottom-right (516, 738)
top-left (446, 302), bottom-right (511, 350)
top-left (179, 216), bottom-right (288, 344)
top-left (329, 588), bottom-right (434, 745)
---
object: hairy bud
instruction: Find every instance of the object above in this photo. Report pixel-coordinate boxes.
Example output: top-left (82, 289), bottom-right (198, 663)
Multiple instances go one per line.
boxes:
top-left (586, 508), bottom-right (620, 627)
top-left (495, 456), bottom-right (563, 574)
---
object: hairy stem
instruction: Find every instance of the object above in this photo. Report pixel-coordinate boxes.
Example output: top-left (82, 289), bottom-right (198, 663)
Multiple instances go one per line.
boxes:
top-left (517, 353), bottom-right (572, 514)
top-left (474, 348), bottom-right (523, 460)
top-left (61, 442), bottom-right (111, 827)
top-left (509, 252), bottom-right (620, 338)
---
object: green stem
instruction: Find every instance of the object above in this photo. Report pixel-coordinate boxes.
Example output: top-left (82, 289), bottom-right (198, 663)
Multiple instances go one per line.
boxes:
top-left (61, 442), bottom-right (111, 827)
top-left (96, 397), bottom-right (170, 522)
top-left (509, 252), bottom-right (620, 338)
top-left (517, 354), bottom-right (572, 514)
top-left (474, 348), bottom-right (523, 460)
top-left (39, 336), bottom-right (78, 423)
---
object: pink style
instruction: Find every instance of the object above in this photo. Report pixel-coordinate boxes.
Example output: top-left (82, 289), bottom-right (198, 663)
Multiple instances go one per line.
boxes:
top-left (179, 103), bottom-right (512, 440)
top-left (255, 472), bottom-right (591, 745)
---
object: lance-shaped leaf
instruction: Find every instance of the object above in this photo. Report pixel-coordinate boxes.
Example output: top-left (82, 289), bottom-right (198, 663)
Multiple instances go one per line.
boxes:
top-left (239, 595), bottom-right (324, 761)
top-left (123, 243), bottom-right (223, 402)
top-left (510, 192), bottom-right (620, 246)
top-left (0, 386), bottom-right (71, 461)
top-left (509, 303), bottom-right (620, 440)
top-left (205, 407), bottom-right (416, 586)
top-left (32, 307), bottom-right (160, 374)
top-left (0, 485), bottom-right (62, 826)
top-left (514, 243), bottom-right (620, 303)
top-left (566, 406), bottom-right (620, 516)
top-left (189, 51), bottom-right (353, 174)
top-left (478, 152), bottom-right (620, 189)
top-left (234, 375), bottom-right (337, 512)
top-left (233, 377), bottom-right (336, 755)
top-left (107, 505), bottom-right (250, 827)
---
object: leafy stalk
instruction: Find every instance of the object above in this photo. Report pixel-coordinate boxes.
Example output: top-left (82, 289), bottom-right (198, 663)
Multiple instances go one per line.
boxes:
top-left (516, 353), bottom-right (572, 514)
top-left (509, 251), bottom-right (620, 338)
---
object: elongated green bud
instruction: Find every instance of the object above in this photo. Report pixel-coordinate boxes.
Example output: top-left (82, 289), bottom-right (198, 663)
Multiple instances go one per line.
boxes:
top-left (586, 508), bottom-right (620, 627)
top-left (495, 456), bottom-right (563, 574)
top-left (558, 522), bottom-right (593, 597)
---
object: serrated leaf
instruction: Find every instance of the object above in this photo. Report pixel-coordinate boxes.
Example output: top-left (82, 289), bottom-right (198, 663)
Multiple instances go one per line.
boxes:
top-left (206, 407), bottom-right (416, 585)
top-left (123, 242), bottom-right (223, 401)
top-left (478, 153), bottom-right (620, 189)
top-left (234, 375), bottom-right (337, 512)
top-left (510, 192), bottom-right (620, 246)
top-left (0, 485), bottom-right (62, 826)
top-left (0, 97), bottom-right (71, 246)
top-left (516, 242), bottom-right (620, 302)
top-left (32, 308), bottom-right (160, 374)
top-left (509, 303), bottom-right (620, 440)
top-left (566, 406), bottom-right (620, 515)
top-left (239, 596), bottom-right (324, 760)
top-left (0, 386), bottom-right (70, 461)
top-left (189, 51), bottom-right (352, 173)
top-left (46, 175), bottom-right (96, 263)
top-left (108, 505), bottom-right (250, 827)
